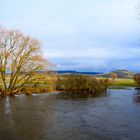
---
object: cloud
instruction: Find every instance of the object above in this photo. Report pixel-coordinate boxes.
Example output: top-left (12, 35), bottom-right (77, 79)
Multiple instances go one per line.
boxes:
top-left (0, 0), bottom-right (140, 72)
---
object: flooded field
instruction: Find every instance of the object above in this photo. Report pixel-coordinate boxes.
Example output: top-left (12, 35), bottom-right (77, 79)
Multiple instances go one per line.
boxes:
top-left (0, 88), bottom-right (140, 140)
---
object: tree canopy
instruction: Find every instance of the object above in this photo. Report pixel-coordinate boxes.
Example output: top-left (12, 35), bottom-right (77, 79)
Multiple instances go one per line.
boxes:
top-left (0, 27), bottom-right (48, 96)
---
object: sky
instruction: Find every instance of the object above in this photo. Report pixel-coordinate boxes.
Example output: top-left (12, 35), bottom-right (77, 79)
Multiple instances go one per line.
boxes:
top-left (0, 0), bottom-right (140, 72)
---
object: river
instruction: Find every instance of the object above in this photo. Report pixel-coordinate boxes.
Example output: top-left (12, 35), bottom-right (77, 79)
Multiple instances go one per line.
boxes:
top-left (0, 88), bottom-right (140, 140)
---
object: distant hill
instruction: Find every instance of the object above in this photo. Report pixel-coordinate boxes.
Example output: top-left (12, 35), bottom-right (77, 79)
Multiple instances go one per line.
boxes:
top-left (31, 70), bottom-right (102, 75)
top-left (111, 70), bottom-right (134, 78)
top-left (36, 70), bottom-right (135, 78)
top-left (56, 71), bottom-right (102, 75)
top-left (56, 71), bottom-right (77, 74)
top-left (98, 70), bottom-right (135, 79)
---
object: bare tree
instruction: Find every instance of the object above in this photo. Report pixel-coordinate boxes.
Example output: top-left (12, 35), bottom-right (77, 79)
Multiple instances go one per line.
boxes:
top-left (111, 73), bottom-right (118, 81)
top-left (0, 27), bottom-right (47, 96)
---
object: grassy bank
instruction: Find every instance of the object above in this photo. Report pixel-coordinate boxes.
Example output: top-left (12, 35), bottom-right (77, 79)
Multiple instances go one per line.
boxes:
top-left (111, 78), bottom-right (136, 87)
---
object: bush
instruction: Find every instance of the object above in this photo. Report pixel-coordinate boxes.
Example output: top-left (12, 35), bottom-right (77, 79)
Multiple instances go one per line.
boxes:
top-left (56, 74), bottom-right (110, 97)
top-left (134, 74), bottom-right (140, 87)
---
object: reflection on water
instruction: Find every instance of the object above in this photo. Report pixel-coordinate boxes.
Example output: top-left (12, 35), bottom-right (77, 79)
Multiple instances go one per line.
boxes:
top-left (0, 89), bottom-right (140, 140)
top-left (56, 91), bottom-right (107, 100)
top-left (134, 89), bottom-right (140, 104)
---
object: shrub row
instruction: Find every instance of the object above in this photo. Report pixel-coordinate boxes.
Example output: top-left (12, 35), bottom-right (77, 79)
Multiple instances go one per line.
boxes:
top-left (56, 74), bottom-right (112, 97)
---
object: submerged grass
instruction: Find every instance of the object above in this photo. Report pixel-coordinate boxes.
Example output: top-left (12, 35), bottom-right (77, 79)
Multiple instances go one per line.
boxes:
top-left (0, 73), bottom-right (57, 96)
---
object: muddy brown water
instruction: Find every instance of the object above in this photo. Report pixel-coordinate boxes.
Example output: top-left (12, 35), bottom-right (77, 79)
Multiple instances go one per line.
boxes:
top-left (0, 88), bottom-right (140, 140)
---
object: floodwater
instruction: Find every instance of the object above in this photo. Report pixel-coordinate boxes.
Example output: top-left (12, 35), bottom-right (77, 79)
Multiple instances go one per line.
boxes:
top-left (0, 89), bottom-right (140, 140)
